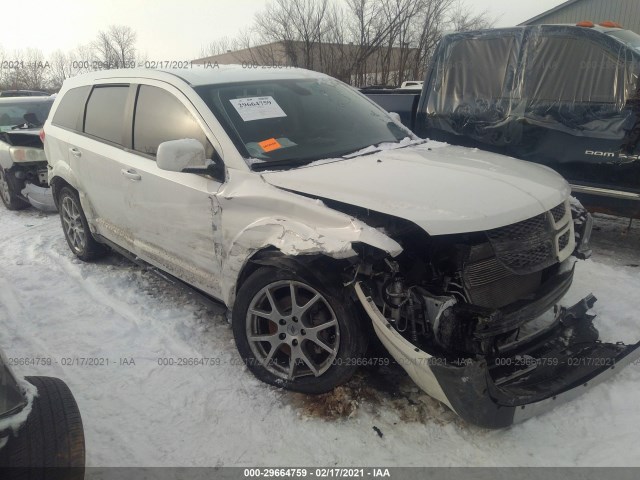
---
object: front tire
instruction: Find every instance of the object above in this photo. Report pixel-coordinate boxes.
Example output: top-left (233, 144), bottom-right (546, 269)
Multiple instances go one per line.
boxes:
top-left (0, 376), bottom-right (85, 477)
top-left (58, 187), bottom-right (108, 261)
top-left (0, 166), bottom-right (28, 211)
top-left (233, 266), bottom-right (367, 393)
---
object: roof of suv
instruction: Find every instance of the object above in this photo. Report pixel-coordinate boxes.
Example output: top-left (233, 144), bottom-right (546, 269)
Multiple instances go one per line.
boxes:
top-left (61, 65), bottom-right (329, 89)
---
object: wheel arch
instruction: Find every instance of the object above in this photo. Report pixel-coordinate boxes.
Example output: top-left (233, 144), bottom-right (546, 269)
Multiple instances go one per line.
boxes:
top-left (233, 248), bottom-right (355, 306)
top-left (50, 175), bottom-right (76, 209)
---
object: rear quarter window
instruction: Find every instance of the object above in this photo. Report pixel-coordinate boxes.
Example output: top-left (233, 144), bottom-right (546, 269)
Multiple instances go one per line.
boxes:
top-left (51, 86), bottom-right (90, 131)
top-left (84, 85), bottom-right (130, 145)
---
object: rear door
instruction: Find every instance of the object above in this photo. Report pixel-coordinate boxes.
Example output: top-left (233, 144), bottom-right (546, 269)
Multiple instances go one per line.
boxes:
top-left (67, 84), bottom-right (135, 247)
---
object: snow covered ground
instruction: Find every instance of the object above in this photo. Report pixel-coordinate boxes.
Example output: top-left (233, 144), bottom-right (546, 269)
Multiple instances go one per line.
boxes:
top-left (1, 206), bottom-right (640, 467)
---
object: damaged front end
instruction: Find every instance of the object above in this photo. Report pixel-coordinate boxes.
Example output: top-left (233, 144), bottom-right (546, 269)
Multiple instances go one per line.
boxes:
top-left (350, 198), bottom-right (639, 428)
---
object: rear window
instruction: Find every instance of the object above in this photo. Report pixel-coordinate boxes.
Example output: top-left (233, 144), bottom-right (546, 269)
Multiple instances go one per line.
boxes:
top-left (84, 85), bottom-right (129, 145)
top-left (0, 99), bottom-right (53, 132)
top-left (52, 86), bottom-right (90, 131)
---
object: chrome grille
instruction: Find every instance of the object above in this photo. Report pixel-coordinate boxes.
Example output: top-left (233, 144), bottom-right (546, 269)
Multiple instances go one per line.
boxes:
top-left (486, 202), bottom-right (569, 274)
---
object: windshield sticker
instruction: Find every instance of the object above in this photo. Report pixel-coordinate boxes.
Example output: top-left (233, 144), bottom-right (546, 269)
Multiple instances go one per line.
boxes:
top-left (246, 137), bottom-right (297, 157)
top-left (258, 138), bottom-right (282, 152)
top-left (229, 96), bottom-right (287, 122)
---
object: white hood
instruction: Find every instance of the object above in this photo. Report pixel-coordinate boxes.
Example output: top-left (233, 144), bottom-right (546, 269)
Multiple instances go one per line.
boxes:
top-left (261, 143), bottom-right (570, 235)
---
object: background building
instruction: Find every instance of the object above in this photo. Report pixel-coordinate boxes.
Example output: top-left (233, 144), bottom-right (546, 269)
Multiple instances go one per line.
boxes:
top-left (520, 0), bottom-right (640, 32)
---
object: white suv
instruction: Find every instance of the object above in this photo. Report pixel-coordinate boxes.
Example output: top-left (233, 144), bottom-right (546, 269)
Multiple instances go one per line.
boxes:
top-left (43, 66), bottom-right (638, 428)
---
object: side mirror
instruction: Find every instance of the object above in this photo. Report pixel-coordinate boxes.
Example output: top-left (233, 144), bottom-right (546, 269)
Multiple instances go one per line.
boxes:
top-left (157, 138), bottom-right (207, 172)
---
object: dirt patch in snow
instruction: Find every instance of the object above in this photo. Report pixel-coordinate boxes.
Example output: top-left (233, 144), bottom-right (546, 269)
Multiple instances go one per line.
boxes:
top-left (291, 365), bottom-right (459, 426)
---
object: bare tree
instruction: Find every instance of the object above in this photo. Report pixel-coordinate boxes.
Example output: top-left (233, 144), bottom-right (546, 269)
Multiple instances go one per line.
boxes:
top-left (196, 0), bottom-right (495, 87)
top-left (92, 25), bottom-right (137, 69)
top-left (410, 0), bottom-right (454, 81)
top-left (16, 49), bottom-right (48, 90)
top-left (200, 37), bottom-right (234, 58)
top-left (447, 0), bottom-right (495, 32)
top-left (0, 46), bottom-right (8, 89)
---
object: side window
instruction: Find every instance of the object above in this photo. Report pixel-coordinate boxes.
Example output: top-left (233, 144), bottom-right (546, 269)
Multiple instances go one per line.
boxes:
top-left (440, 37), bottom-right (516, 101)
top-left (133, 85), bottom-right (213, 158)
top-left (525, 36), bottom-right (622, 104)
top-left (84, 85), bottom-right (129, 145)
top-left (51, 86), bottom-right (91, 131)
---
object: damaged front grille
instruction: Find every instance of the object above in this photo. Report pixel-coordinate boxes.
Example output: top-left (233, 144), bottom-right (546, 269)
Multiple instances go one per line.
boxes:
top-left (463, 243), bottom-right (542, 309)
top-left (487, 213), bottom-right (547, 242)
top-left (550, 202), bottom-right (566, 223)
top-left (558, 230), bottom-right (570, 250)
top-left (486, 201), bottom-right (571, 275)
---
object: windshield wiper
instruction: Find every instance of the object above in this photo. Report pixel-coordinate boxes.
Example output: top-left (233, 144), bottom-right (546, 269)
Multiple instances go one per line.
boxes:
top-left (341, 138), bottom-right (426, 159)
top-left (11, 122), bottom-right (39, 130)
top-left (251, 158), bottom-right (319, 172)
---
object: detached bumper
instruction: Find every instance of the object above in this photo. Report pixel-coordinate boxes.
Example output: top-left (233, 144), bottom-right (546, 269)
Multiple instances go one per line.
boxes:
top-left (355, 283), bottom-right (640, 428)
top-left (21, 183), bottom-right (56, 212)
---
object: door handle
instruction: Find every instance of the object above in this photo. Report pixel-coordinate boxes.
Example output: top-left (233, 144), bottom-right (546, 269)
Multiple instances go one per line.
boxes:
top-left (121, 169), bottom-right (141, 181)
top-left (70, 147), bottom-right (82, 158)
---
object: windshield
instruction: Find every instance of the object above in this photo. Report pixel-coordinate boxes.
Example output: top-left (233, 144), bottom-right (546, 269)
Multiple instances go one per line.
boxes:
top-left (607, 29), bottom-right (640, 52)
top-left (0, 99), bottom-right (53, 132)
top-left (195, 78), bottom-right (407, 169)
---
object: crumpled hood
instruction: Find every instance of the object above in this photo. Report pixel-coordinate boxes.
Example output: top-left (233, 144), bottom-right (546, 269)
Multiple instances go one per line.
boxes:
top-left (261, 142), bottom-right (570, 235)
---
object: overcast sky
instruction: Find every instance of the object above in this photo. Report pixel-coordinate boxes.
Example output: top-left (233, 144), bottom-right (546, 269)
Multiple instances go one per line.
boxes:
top-left (0, 0), bottom-right (567, 60)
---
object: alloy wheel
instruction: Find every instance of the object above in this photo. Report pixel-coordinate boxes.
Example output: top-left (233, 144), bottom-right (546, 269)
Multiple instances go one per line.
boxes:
top-left (246, 280), bottom-right (340, 380)
top-left (0, 169), bottom-right (11, 205)
top-left (61, 196), bottom-right (87, 253)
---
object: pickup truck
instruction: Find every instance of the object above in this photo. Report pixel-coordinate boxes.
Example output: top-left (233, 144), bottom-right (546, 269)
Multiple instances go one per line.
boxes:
top-left (0, 95), bottom-right (56, 211)
top-left (363, 23), bottom-right (640, 218)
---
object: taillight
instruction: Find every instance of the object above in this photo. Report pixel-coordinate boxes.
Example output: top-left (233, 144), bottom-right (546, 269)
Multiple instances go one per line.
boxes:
top-left (39, 129), bottom-right (45, 143)
top-left (576, 21), bottom-right (594, 27)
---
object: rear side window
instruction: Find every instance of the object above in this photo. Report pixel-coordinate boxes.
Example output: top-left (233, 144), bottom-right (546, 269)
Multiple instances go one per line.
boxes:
top-left (84, 85), bottom-right (129, 145)
top-left (525, 36), bottom-right (623, 104)
top-left (51, 86), bottom-right (90, 131)
top-left (133, 85), bottom-right (212, 157)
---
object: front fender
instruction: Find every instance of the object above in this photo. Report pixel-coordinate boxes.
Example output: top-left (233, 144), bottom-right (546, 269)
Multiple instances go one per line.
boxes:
top-left (220, 216), bottom-right (401, 307)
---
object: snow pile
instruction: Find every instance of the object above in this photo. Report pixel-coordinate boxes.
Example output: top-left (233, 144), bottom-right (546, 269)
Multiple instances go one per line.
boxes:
top-left (0, 207), bottom-right (639, 466)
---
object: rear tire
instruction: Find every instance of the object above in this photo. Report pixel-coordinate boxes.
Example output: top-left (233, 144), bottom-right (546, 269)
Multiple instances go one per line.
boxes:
top-left (233, 266), bottom-right (368, 394)
top-left (58, 186), bottom-right (108, 261)
top-left (0, 166), bottom-right (28, 211)
top-left (0, 376), bottom-right (85, 478)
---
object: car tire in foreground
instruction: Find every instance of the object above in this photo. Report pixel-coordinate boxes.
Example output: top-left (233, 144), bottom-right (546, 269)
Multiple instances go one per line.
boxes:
top-left (233, 266), bottom-right (368, 394)
top-left (58, 186), bottom-right (108, 261)
top-left (0, 167), bottom-right (28, 211)
top-left (0, 376), bottom-right (85, 479)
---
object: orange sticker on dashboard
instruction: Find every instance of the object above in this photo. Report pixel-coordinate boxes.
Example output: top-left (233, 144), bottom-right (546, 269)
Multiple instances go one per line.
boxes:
top-left (259, 138), bottom-right (282, 152)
